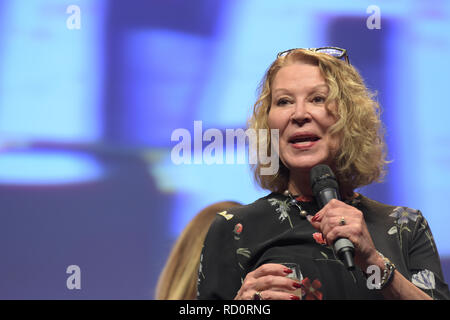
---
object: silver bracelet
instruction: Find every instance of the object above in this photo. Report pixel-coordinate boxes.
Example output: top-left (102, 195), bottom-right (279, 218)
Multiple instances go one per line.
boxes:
top-left (377, 251), bottom-right (396, 290)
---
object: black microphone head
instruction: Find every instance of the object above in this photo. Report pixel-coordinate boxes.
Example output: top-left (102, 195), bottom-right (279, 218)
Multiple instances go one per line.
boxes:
top-left (310, 164), bottom-right (339, 197)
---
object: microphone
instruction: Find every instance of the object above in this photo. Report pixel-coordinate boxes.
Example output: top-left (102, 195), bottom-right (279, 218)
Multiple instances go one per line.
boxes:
top-left (310, 164), bottom-right (355, 271)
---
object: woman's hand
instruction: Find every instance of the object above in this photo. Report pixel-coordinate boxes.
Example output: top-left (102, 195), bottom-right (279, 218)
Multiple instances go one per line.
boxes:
top-left (308, 199), bottom-right (381, 270)
top-left (234, 263), bottom-right (302, 300)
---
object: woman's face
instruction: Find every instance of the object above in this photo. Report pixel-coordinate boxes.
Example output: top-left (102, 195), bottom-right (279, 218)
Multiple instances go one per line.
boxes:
top-left (267, 62), bottom-right (340, 174)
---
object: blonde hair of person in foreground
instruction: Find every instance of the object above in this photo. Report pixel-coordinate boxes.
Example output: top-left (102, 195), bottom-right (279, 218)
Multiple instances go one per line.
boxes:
top-left (155, 201), bottom-right (242, 300)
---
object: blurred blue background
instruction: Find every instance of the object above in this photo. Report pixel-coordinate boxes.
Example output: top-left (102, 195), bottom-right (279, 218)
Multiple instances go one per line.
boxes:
top-left (1, 0), bottom-right (449, 299)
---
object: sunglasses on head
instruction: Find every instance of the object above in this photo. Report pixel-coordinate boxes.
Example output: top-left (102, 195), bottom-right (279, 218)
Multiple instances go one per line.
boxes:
top-left (277, 46), bottom-right (350, 64)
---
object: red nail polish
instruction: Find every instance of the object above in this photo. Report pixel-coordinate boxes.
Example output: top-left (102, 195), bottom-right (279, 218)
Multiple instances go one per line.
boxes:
top-left (290, 295), bottom-right (301, 300)
top-left (312, 214), bottom-right (320, 222)
top-left (292, 282), bottom-right (302, 288)
top-left (284, 268), bottom-right (293, 274)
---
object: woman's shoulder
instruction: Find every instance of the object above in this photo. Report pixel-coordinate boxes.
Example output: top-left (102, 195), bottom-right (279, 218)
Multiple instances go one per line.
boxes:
top-left (213, 192), bottom-right (281, 223)
top-left (356, 194), bottom-right (397, 212)
top-left (357, 193), bottom-right (422, 222)
top-left (203, 193), bottom-right (280, 243)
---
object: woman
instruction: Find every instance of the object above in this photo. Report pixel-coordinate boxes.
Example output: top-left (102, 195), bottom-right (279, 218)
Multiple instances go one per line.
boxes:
top-left (155, 201), bottom-right (241, 299)
top-left (197, 47), bottom-right (450, 300)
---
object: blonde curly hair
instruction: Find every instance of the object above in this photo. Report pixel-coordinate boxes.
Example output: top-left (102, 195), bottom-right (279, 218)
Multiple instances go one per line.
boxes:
top-left (248, 48), bottom-right (388, 193)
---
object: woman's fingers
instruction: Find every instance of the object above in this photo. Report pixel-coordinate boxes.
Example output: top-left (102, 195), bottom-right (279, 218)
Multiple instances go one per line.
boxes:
top-left (323, 224), bottom-right (354, 245)
top-left (251, 263), bottom-right (292, 278)
top-left (239, 289), bottom-right (301, 300)
top-left (307, 199), bottom-right (378, 270)
top-left (247, 264), bottom-right (301, 293)
top-left (256, 274), bottom-right (302, 292)
top-left (236, 263), bottom-right (302, 300)
top-left (308, 200), bottom-right (360, 235)
top-left (255, 290), bottom-right (301, 300)
top-left (320, 215), bottom-right (356, 238)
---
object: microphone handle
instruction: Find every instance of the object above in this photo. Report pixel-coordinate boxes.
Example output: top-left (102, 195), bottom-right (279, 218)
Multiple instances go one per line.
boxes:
top-left (318, 187), bottom-right (340, 206)
top-left (334, 238), bottom-right (355, 271)
top-left (318, 188), bottom-right (355, 271)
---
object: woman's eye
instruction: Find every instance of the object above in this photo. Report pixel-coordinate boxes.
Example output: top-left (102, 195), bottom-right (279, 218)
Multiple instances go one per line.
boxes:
top-left (311, 96), bottom-right (326, 104)
top-left (276, 98), bottom-right (291, 106)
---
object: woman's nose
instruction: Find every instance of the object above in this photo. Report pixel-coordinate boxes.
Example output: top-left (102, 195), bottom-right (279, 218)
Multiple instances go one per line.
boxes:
top-left (290, 102), bottom-right (312, 125)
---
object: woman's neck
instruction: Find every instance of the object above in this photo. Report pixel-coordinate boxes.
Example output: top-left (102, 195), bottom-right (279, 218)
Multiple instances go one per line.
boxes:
top-left (287, 171), bottom-right (313, 198)
top-left (287, 170), bottom-right (354, 200)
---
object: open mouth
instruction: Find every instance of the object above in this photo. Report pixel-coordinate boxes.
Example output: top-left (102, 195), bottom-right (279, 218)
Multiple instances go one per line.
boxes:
top-left (289, 134), bottom-right (321, 146)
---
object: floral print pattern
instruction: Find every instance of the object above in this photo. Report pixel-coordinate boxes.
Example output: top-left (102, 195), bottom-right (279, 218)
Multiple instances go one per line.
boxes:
top-left (412, 269), bottom-right (436, 299)
top-left (233, 223), bottom-right (243, 240)
top-left (217, 210), bottom-right (234, 220)
top-left (388, 207), bottom-right (417, 248)
top-left (236, 247), bottom-right (251, 259)
top-left (300, 278), bottom-right (323, 300)
top-left (198, 193), bottom-right (450, 300)
top-left (234, 223), bottom-right (243, 235)
top-left (418, 217), bottom-right (436, 253)
top-left (268, 198), bottom-right (293, 228)
top-left (389, 206), bottom-right (419, 225)
top-left (412, 269), bottom-right (435, 290)
top-left (388, 206), bottom-right (436, 253)
top-left (313, 232), bottom-right (327, 246)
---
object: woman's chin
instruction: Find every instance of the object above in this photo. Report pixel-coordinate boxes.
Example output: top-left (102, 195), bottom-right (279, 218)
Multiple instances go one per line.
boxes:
top-left (283, 157), bottom-right (331, 172)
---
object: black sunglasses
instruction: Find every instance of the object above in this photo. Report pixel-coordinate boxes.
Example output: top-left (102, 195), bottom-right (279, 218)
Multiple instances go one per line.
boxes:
top-left (277, 46), bottom-right (350, 64)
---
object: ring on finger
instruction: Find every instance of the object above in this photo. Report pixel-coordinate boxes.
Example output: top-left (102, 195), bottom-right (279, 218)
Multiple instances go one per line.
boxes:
top-left (340, 216), bottom-right (346, 226)
top-left (253, 291), bottom-right (263, 300)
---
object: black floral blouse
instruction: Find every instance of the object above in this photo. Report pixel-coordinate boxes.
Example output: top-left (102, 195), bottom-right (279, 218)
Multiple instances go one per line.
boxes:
top-left (197, 192), bottom-right (450, 300)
